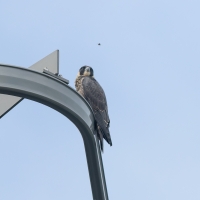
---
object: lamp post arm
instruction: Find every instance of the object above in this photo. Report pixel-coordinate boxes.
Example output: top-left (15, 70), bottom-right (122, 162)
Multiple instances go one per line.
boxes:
top-left (0, 64), bottom-right (109, 200)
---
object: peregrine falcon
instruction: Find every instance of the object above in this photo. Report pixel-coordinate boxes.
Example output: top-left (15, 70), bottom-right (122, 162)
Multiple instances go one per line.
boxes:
top-left (75, 66), bottom-right (112, 151)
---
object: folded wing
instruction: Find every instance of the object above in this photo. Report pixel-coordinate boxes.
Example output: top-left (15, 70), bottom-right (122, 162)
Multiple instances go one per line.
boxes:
top-left (82, 77), bottom-right (112, 150)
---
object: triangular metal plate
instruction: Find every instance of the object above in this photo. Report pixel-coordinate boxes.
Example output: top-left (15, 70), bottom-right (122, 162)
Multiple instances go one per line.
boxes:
top-left (0, 50), bottom-right (59, 118)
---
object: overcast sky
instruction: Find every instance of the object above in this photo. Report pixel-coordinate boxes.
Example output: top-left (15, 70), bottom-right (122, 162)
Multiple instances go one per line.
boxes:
top-left (1, 0), bottom-right (200, 199)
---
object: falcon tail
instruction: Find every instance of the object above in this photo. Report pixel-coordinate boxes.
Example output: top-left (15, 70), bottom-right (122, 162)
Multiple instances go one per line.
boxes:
top-left (97, 126), bottom-right (104, 152)
top-left (97, 125), bottom-right (112, 152)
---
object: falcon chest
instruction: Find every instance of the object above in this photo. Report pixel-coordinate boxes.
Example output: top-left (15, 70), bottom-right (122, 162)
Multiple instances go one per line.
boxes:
top-left (75, 76), bottom-right (85, 97)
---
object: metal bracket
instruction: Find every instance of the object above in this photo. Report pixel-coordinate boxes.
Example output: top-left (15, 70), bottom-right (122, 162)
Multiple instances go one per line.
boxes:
top-left (43, 68), bottom-right (69, 84)
top-left (0, 50), bottom-right (59, 118)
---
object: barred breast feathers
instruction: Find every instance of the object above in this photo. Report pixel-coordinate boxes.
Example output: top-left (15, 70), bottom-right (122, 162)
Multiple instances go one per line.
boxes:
top-left (75, 75), bottom-right (85, 96)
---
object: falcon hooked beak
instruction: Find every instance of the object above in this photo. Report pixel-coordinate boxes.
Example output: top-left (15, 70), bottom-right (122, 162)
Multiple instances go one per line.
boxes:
top-left (84, 66), bottom-right (91, 76)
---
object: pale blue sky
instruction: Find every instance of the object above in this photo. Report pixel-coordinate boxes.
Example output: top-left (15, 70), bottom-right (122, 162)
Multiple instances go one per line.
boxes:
top-left (1, 0), bottom-right (200, 199)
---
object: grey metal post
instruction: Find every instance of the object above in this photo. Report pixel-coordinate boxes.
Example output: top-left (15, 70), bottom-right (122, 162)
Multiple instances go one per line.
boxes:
top-left (0, 64), bottom-right (109, 200)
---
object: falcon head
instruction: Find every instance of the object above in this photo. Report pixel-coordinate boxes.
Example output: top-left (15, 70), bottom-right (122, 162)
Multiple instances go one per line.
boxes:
top-left (78, 66), bottom-right (94, 77)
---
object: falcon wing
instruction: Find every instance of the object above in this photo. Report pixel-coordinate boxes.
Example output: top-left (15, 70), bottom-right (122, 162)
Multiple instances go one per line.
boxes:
top-left (82, 77), bottom-right (112, 146)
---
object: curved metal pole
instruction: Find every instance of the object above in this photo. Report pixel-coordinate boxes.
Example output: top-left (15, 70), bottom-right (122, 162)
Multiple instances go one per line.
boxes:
top-left (0, 64), bottom-right (109, 200)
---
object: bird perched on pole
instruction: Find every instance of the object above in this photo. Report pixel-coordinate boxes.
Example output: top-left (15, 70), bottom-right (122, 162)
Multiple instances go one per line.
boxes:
top-left (75, 66), bottom-right (112, 151)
